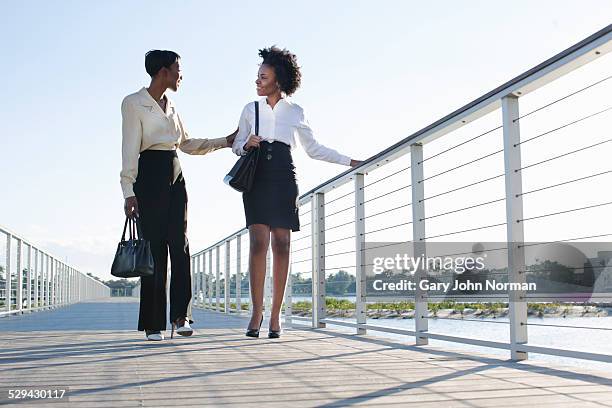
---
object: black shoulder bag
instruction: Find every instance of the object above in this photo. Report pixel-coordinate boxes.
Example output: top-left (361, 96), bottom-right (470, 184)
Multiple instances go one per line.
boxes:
top-left (111, 216), bottom-right (155, 278)
top-left (224, 101), bottom-right (260, 193)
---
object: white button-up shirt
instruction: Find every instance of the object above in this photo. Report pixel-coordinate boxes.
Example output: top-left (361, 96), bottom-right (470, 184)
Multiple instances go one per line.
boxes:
top-left (120, 87), bottom-right (227, 198)
top-left (232, 98), bottom-right (351, 166)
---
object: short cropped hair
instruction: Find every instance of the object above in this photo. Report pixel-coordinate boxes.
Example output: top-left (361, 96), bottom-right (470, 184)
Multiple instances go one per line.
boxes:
top-left (145, 50), bottom-right (180, 77)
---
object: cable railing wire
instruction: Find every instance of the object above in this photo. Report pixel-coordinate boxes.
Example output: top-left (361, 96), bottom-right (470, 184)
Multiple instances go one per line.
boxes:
top-left (516, 106), bottom-right (612, 147)
top-left (517, 201), bottom-right (612, 223)
top-left (423, 316), bottom-right (510, 324)
top-left (362, 203), bottom-right (412, 220)
top-left (325, 205), bottom-right (356, 218)
top-left (420, 173), bottom-right (505, 203)
top-left (362, 185), bottom-right (411, 205)
top-left (292, 234), bottom-right (312, 243)
top-left (364, 221), bottom-right (413, 236)
top-left (523, 322), bottom-right (612, 331)
top-left (516, 138), bottom-right (612, 173)
top-left (326, 220), bottom-right (355, 232)
top-left (324, 249), bottom-right (357, 258)
top-left (420, 198), bottom-right (506, 221)
top-left (291, 245), bottom-right (312, 254)
top-left (518, 232), bottom-right (612, 249)
top-left (518, 169), bottom-right (612, 197)
top-left (324, 190), bottom-right (355, 205)
top-left (420, 125), bottom-right (503, 164)
top-left (421, 222), bottom-right (507, 240)
top-left (363, 166), bottom-right (411, 188)
top-left (514, 74), bottom-right (612, 123)
top-left (323, 265), bottom-right (356, 271)
top-left (325, 235), bottom-right (356, 245)
top-left (360, 241), bottom-right (413, 253)
top-left (419, 149), bottom-right (504, 183)
top-left (426, 245), bottom-right (508, 260)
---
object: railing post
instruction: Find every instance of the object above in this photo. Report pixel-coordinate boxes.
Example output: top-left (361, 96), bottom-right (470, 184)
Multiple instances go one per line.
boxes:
top-left (47, 255), bottom-right (51, 306)
top-left (33, 248), bottom-right (39, 309)
top-left (216, 247), bottom-right (221, 311)
top-left (191, 256), bottom-right (199, 308)
top-left (16, 239), bottom-right (23, 313)
top-left (265, 249), bottom-right (271, 319)
top-left (311, 192), bottom-right (326, 328)
top-left (59, 262), bottom-right (63, 304)
top-left (68, 267), bottom-right (72, 303)
top-left (502, 94), bottom-right (528, 361)
top-left (225, 240), bottom-right (231, 314)
top-left (76, 269), bottom-right (79, 302)
top-left (208, 251), bottom-right (213, 307)
top-left (42, 254), bottom-right (47, 307)
top-left (354, 174), bottom-right (367, 334)
top-left (411, 143), bottom-right (429, 345)
top-left (60, 262), bottom-right (64, 304)
top-left (26, 244), bottom-right (31, 310)
top-left (6, 234), bottom-right (12, 313)
top-left (75, 268), bottom-right (78, 301)
top-left (60, 264), bottom-right (67, 305)
top-left (60, 263), bottom-right (64, 305)
top-left (285, 262), bottom-right (293, 327)
top-left (201, 254), bottom-right (206, 308)
top-left (236, 233), bottom-right (242, 314)
top-left (51, 258), bottom-right (56, 307)
top-left (57, 263), bottom-right (61, 305)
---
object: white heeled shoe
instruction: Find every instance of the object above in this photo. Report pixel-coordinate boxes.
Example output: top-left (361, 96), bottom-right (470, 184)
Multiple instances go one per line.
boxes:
top-left (145, 330), bottom-right (164, 341)
top-left (171, 319), bottom-right (194, 339)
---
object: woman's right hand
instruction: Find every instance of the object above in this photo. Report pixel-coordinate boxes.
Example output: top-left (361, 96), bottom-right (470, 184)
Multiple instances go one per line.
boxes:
top-left (124, 196), bottom-right (139, 219)
top-left (243, 135), bottom-right (262, 151)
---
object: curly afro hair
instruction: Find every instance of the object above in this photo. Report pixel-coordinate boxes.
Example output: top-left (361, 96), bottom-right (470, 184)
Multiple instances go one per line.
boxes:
top-left (259, 46), bottom-right (302, 96)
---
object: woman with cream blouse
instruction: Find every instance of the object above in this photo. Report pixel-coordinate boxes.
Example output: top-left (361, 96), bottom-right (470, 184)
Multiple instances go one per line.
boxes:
top-left (121, 50), bottom-right (237, 341)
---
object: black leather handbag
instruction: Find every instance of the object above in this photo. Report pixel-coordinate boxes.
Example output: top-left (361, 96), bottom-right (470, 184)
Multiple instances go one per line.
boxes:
top-left (224, 101), bottom-right (260, 192)
top-left (111, 216), bottom-right (155, 278)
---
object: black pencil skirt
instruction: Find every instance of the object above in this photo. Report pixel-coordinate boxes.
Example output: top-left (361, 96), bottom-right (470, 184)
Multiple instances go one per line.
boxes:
top-left (133, 149), bottom-right (193, 331)
top-left (243, 141), bottom-right (300, 231)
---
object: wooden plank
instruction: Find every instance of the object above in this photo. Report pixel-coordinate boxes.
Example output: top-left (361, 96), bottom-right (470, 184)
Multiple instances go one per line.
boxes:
top-left (1, 298), bottom-right (611, 407)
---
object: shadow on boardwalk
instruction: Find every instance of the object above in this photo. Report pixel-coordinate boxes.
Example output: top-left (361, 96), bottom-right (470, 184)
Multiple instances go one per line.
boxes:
top-left (1, 298), bottom-right (611, 407)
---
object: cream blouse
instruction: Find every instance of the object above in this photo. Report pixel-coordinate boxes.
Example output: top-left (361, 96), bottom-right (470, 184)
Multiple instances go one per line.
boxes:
top-left (120, 87), bottom-right (227, 198)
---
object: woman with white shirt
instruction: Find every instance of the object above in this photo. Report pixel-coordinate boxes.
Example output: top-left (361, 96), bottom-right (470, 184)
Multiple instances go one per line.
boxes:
top-left (121, 50), bottom-right (237, 341)
top-left (232, 46), bottom-right (362, 338)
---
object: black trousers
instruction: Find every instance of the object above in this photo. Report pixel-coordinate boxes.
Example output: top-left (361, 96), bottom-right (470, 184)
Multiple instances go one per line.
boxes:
top-left (133, 150), bottom-right (193, 331)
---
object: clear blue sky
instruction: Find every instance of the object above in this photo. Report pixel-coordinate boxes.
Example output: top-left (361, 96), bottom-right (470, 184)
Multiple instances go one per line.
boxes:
top-left (1, 0), bottom-right (610, 279)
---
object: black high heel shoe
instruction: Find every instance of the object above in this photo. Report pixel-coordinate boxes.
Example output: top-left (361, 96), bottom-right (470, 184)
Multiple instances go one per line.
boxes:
top-left (245, 315), bottom-right (264, 338)
top-left (268, 320), bottom-right (282, 339)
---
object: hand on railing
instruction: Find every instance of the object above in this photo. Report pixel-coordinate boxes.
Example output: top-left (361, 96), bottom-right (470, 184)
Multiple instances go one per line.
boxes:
top-left (350, 159), bottom-right (363, 167)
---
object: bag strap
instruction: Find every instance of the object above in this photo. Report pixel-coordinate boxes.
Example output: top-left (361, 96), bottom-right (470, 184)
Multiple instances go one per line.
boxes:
top-left (130, 217), bottom-right (136, 241)
top-left (134, 217), bottom-right (144, 240)
top-left (121, 217), bottom-right (129, 242)
top-left (254, 101), bottom-right (259, 136)
top-left (121, 216), bottom-right (141, 242)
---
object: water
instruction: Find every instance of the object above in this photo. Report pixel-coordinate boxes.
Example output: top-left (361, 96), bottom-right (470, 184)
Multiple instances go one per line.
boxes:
top-left (305, 315), bottom-right (612, 372)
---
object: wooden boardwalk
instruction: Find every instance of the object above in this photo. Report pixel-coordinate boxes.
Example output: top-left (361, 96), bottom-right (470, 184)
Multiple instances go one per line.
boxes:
top-left (1, 298), bottom-right (612, 407)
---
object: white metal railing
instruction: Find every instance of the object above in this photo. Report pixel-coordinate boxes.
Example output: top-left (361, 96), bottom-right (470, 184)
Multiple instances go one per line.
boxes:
top-left (191, 25), bottom-right (612, 362)
top-left (0, 225), bottom-right (110, 317)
